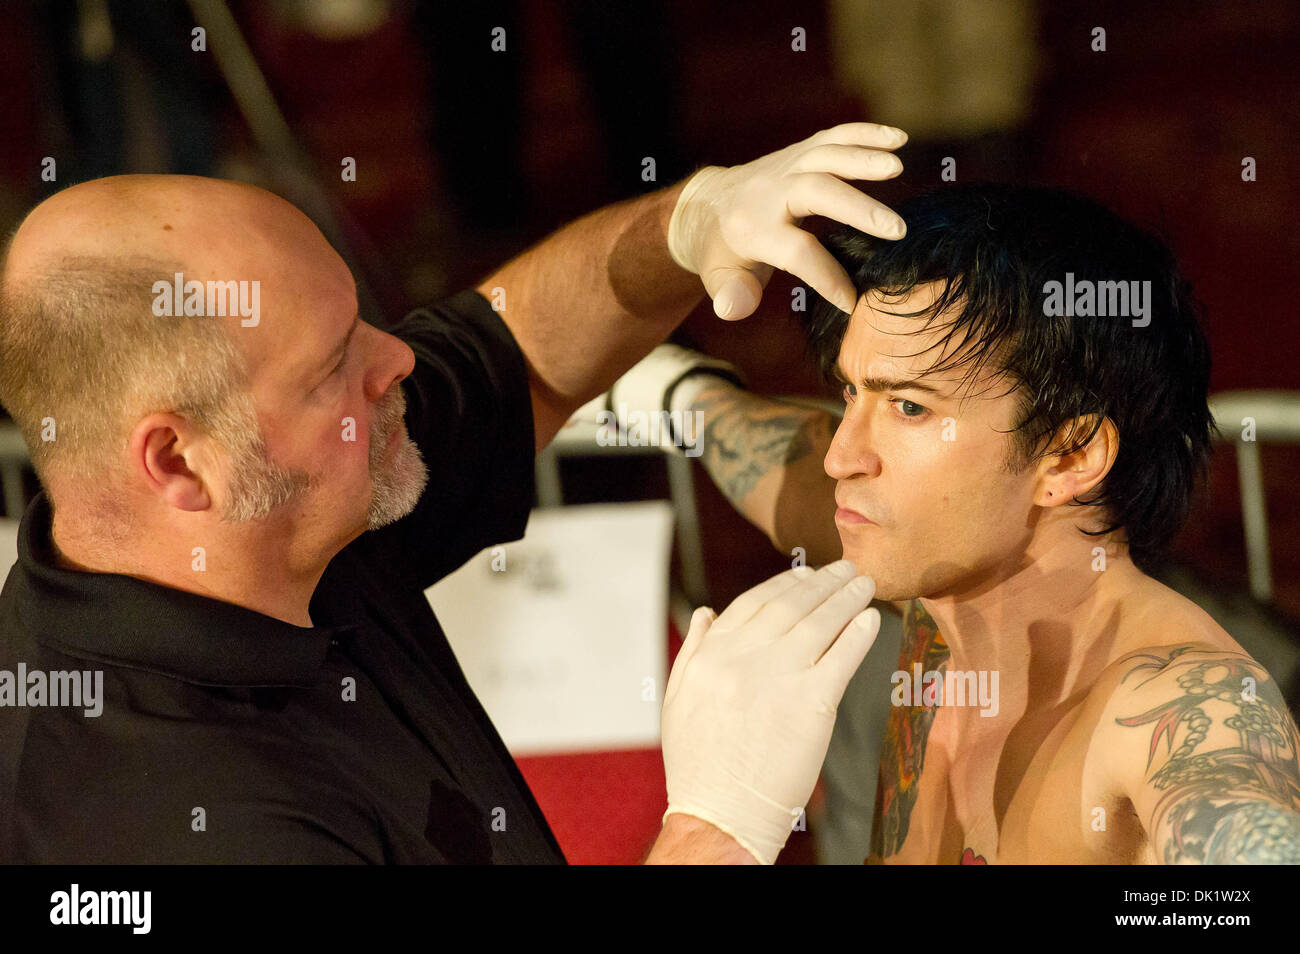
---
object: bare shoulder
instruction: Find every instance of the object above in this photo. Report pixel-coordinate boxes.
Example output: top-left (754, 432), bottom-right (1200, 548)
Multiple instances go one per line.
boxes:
top-left (1079, 581), bottom-right (1288, 769)
top-left (1089, 586), bottom-right (1263, 722)
top-left (1078, 586), bottom-right (1300, 863)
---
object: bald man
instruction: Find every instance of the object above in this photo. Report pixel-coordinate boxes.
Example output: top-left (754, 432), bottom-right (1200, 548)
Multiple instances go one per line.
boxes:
top-left (0, 124), bottom-right (908, 864)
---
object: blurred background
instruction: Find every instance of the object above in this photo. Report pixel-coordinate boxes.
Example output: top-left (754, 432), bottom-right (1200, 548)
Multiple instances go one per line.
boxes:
top-left (0, 0), bottom-right (1296, 864)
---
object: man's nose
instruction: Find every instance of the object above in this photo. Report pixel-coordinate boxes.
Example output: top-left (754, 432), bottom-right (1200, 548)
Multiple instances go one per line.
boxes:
top-left (363, 325), bottom-right (415, 402)
top-left (823, 409), bottom-right (880, 480)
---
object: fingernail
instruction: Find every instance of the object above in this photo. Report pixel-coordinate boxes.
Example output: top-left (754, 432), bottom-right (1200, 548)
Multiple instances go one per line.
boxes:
top-left (888, 127), bottom-right (908, 146)
top-left (792, 565), bottom-right (816, 578)
top-left (850, 575), bottom-right (875, 595)
top-left (715, 293), bottom-right (735, 319)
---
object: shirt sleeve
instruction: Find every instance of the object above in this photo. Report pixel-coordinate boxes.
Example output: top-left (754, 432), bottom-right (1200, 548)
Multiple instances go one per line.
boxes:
top-left (363, 289), bottom-right (536, 591)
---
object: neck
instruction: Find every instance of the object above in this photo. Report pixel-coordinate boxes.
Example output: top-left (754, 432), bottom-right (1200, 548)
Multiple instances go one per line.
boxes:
top-left (51, 507), bottom-right (330, 628)
top-left (919, 529), bottom-right (1148, 723)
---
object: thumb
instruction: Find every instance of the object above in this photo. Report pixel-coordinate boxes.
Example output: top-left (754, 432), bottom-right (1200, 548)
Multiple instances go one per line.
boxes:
top-left (701, 266), bottom-right (768, 321)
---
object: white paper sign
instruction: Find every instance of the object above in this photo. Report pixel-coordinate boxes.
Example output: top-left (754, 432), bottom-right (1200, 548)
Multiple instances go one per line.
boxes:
top-left (427, 501), bottom-right (673, 755)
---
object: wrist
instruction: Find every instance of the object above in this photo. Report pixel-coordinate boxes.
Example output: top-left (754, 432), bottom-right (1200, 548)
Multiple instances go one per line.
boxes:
top-left (666, 166), bottom-right (728, 274)
top-left (645, 811), bottom-right (763, 865)
top-left (663, 367), bottom-right (745, 419)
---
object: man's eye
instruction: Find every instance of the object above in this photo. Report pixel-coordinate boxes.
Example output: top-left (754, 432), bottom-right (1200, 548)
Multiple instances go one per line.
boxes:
top-left (841, 383), bottom-right (857, 404)
top-left (329, 347), bottom-right (350, 376)
top-left (892, 398), bottom-right (928, 418)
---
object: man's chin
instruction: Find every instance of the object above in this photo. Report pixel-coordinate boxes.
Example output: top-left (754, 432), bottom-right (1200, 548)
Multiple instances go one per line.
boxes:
top-left (839, 552), bottom-right (912, 603)
top-left (365, 435), bottom-right (429, 530)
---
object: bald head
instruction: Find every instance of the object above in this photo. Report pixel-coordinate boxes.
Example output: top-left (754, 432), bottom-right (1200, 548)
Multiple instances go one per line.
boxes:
top-left (4, 175), bottom-right (348, 358)
top-left (0, 174), bottom-right (354, 517)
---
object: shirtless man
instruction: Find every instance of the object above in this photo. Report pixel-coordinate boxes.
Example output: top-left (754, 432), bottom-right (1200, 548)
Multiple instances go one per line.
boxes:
top-left (616, 183), bottom-right (1300, 863)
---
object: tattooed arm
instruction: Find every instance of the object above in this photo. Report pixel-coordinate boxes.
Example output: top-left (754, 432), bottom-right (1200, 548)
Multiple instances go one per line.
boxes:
top-left (690, 380), bottom-right (843, 567)
top-left (1106, 645), bottom-right (1300, 864)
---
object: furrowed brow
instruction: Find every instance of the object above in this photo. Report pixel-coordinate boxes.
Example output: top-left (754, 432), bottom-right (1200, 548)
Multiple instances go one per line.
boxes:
top-left (833, 361), bottom-right (950, 398)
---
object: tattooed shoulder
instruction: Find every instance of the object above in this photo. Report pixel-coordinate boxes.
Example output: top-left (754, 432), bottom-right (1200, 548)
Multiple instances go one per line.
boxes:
top-left (1107, 643), bottom-right (1300, 864)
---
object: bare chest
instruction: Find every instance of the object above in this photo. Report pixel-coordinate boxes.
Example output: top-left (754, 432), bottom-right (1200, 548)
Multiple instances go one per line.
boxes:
top-left (875, 701), bottom-right (1154, 864)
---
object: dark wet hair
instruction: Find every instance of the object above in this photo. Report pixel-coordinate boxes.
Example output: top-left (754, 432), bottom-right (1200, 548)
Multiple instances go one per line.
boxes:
top-left (805, 183), bottom-right (1218, 573)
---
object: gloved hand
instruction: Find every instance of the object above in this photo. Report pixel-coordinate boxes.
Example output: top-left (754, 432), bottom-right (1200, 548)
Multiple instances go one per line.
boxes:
top-left (661, 559), bottom-right (882, 864)
top-left (667, 122), bottom-right (909, 321)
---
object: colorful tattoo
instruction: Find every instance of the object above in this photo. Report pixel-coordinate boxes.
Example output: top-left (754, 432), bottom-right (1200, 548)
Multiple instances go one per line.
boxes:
top-left (1115, 646), bottom-right (1300, 864)
top-left (871, 600), bottom-right (949, 859)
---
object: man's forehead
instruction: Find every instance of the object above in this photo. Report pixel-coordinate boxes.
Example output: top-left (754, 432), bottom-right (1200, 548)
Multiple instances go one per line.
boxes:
top-left (835, 283), bottom-right (1004, 401)
top-left (839, 287), bottom-right (959, 375)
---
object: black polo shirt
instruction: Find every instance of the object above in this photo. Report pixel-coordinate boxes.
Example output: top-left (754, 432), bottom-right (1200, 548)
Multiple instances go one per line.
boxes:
top-left (0, 289), bottom-right (567, 864)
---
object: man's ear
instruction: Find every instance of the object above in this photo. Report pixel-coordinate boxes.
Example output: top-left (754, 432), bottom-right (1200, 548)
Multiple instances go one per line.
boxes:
top-left (1034, 414), bottom-right (1119, 508)
top-left (127, 412), bottom-right (217, 513)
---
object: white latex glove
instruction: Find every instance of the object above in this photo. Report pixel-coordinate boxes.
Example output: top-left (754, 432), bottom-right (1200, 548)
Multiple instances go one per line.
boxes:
top-left (667, 122), bottom-right (909, 321)
top-left (661, 559), bottom-right (882, 864)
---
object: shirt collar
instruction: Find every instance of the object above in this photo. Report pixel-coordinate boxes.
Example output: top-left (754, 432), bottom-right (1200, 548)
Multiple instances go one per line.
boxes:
top-left (8, 492), bottom-right (349, 687)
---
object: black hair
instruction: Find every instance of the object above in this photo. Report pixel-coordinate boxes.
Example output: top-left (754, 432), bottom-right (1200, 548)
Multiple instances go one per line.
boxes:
top-left (805, 183), bottom-right (1218, 574)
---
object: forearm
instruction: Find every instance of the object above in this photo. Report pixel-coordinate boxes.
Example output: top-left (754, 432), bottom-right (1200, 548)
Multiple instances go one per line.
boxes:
top-left (476, 180), bottom-right (705, 446)
top-left (691, 380), bottom-right (841, 566)
top-left (643, 812), bottom-right (762, 864)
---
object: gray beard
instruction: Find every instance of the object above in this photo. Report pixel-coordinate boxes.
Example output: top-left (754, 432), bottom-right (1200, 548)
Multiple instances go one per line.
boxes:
top-left (366, 427), bottom-right (428, 529)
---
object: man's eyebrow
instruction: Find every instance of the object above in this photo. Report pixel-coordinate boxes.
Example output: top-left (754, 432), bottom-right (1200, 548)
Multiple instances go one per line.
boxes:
top-left (832, 363), bottom-right (951, 398)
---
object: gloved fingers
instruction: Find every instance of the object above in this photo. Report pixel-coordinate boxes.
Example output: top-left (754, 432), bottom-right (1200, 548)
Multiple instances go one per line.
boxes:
top-left (743, 559), bottom-right (861, 642)
top-left (747, 224), bottom-right (859, 315)
top-left (784, 574), bottom-right (877, 668)
top-left (702, 267), bottom-right (759, 323)
top-left (813, 607), bottom-right (882, 697)
top-left (712, 566), bottom-right (812, 631)
top-left (808, 121), bottom-right (908, 150)
top-left (663, 605), bottom-right (716, 705)
top-left (788, 143), bottom-right (904, 181)
top-left (785, 173), bottom-right (907, 239)
top-left (701, 265), bottom-right (767, 320)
